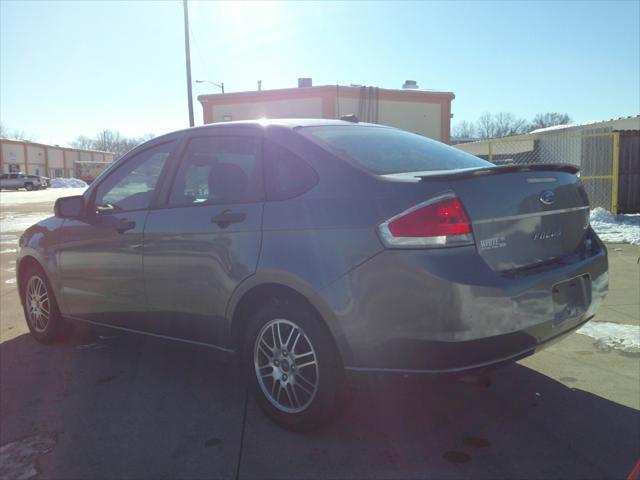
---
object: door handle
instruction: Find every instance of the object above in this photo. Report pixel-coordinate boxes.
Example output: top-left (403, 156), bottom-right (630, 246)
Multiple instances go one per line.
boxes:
top-left (115, 218), bottom-right (136, 233)
top-left (211, 210), bottom-right (246, 228)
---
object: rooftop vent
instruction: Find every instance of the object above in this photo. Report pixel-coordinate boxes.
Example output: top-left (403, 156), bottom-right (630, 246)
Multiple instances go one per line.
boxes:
top-left (402, 80), bottom-right (419, 89)
top-left (340, 114), bottom-right (358, 123)
top-left (298, 77), bottom-right (312, 88)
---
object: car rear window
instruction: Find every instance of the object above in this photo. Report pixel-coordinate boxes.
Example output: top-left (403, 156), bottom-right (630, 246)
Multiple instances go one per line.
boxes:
top-left (302, 125), bottom-right (491, 174)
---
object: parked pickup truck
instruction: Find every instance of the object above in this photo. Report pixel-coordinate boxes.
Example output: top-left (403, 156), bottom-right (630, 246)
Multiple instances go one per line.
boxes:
top-left (0, 173), bottom-right (48, 190)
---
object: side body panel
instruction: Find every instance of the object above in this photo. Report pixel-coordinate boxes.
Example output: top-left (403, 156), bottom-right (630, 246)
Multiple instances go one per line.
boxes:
top-left (57, 211), bottom-right (149, 322)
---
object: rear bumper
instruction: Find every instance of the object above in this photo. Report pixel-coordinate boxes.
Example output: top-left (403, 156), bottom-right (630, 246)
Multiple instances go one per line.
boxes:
top-left (344, 314), bottom-right (593, 377)
top-left (322, 233), bottom-right (608, 372)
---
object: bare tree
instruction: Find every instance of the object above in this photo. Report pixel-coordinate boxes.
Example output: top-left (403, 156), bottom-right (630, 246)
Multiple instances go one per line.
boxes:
top-left (475, 112), bottom-right (529, 139)
top-left (493, 112), bottom-right (528, 138)
top-left (70, 135), bottom-right (94, 150)
top-left (452, 120), bottom-right (476, 140)
top-left (476, 113), bottom-right (497, 140)
top-left (528, 113), bottom-right (572, 132)
top-left (71, 130), bottom-right (155, 157)
top-left (0, 122), bottom-right (35, 141)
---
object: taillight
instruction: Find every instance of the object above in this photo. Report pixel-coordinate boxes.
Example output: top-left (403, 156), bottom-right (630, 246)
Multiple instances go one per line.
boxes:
top-left (377, 194), bottom-right (474, 248)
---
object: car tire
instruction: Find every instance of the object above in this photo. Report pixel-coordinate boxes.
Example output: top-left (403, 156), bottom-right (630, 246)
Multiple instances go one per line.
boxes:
top-left (22, 264), bottom-right (67, 344)
top-left (24, 183), bottom-right (34, 191)
top-left (243, 297), bottom-right (345, 432)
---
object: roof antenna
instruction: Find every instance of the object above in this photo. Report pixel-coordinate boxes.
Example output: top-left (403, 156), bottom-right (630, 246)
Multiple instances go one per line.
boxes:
top-left (340, 114), bottom-right (358, 123)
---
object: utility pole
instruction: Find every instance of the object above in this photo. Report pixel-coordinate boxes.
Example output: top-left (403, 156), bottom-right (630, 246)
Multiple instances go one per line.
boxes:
top-left (183, 0), bottom-right (194, 127)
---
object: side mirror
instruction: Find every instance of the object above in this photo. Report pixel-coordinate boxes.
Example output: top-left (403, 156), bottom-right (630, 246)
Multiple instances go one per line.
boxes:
top-left (54, 195), bottom-right (85, 219)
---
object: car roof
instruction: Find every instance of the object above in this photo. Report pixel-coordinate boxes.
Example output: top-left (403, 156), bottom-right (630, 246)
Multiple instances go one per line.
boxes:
top-left (168, 118), bottom-right (390, 136)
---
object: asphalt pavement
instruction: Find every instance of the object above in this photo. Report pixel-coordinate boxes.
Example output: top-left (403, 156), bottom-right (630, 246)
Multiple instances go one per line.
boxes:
top-left (1, 193), bottom-right (638, 479)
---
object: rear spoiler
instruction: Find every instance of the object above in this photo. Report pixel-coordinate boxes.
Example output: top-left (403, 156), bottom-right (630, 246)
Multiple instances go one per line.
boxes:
top-left (416, 163), bottom-right (580, 181)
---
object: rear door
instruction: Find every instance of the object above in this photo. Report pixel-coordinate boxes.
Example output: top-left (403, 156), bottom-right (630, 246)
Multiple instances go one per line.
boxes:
top-left (143, 128), bottom-right (264, 346)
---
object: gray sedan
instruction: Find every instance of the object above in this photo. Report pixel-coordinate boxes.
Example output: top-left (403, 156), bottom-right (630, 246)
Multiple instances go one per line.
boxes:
top-left (16, 119), bottom-right (608, 431)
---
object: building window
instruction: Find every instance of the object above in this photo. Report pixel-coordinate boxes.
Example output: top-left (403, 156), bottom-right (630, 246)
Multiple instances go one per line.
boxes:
top-left (50, 168), bottom-right (64, 178)
top-left (8, 164), bottom-right (20, 173)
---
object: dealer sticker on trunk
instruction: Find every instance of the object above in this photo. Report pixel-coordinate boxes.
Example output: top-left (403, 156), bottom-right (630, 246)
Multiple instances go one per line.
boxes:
top-left (479, 236), bottom-right (507, 251)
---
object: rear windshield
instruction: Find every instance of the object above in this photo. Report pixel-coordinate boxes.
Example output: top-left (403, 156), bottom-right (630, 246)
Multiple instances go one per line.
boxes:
top-left (302, 125), bottom-right (491, 174)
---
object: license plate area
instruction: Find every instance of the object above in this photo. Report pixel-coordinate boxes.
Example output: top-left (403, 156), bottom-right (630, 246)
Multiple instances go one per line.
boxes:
top-left (552, 275), bottom-right (591, 325)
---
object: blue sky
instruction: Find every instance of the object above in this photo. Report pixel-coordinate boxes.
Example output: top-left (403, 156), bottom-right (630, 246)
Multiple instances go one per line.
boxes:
top-left (1, 0), bottom-right (639, 145)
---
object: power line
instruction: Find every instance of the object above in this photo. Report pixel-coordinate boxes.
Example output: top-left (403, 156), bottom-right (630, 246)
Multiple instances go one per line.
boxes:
top-left (189, 23), bottom-right (211, 81)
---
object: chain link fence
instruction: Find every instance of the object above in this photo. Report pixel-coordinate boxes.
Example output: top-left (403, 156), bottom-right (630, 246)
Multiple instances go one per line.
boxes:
top-left (456, 130), bottom-right (619, 212)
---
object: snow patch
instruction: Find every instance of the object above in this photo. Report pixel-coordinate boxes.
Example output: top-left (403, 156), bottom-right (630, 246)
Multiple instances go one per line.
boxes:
top-left (0, 248), bottom-right (17, 254)
top-left (0, 213), bottom-right (52, 234)
top-left (49, 177), bottom-right (88, 189)
top-left (0, 433), bottom-right (56, 480)
top-left (0, 187), bottom-right (87, 207)
top-left (577, 321), bottom-right (640, 354)
top-left (0, 233), bottom-right (19, 245)
top-left (590, 208), bottom-right (640, 245)
top-left (4, 277), bottom-right (16, 284)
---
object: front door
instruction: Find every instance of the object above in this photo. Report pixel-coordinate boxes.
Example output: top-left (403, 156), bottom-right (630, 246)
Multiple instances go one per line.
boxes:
top-left (58, 140), bottom-right (177, 326)
top-left (143, 131), bottom-right (263, 346)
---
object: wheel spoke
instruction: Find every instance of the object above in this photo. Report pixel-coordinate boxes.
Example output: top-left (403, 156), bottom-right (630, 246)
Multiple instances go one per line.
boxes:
top-left (283, 327), bottom-right (295, 350)
top-left (296, 359), bottom-right (317, 370)
top-left (290, 383), bottom-right (301, 407)
top-left (294, 377), bottom-right (313, 396)
top-left (294, 350), bottom-right (314, 362)
top-left (290, 331), bottom-right (301, 354)
top-left (296, 371), bottom-right (315, 389)
top-left (258, 339), bottom-right (273, 359)
top-left (276, 322), bottom-right (284, 348)
top-left (271, 324), bottom-right (279, 349)
top-left (284, 383), bottom-right (294, 407)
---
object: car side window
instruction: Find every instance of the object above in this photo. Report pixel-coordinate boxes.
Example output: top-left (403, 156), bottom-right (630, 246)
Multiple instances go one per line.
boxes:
top-left (169, 135), bottom-right (262, 206)
top-left (264, 140), bottom-right (318, 201)
top-left (0, 174), bottom-right (7, 180)
top-left (93, 141), bottom-right (175, 213)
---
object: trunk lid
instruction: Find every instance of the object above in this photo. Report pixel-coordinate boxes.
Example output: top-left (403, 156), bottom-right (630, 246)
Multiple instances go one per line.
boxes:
top-left (418, 165), bottom-right (590, 271)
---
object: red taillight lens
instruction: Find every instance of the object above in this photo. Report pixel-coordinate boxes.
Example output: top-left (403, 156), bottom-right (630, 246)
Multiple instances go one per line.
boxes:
top-left (378, 195), bottom-right (474, 248)
top-left (388, 197), bottom-right (471, 237)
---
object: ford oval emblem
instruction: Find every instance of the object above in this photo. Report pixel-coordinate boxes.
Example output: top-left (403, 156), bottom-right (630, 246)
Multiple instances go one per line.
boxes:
top-left (540, 190), bottom-right (555, 205)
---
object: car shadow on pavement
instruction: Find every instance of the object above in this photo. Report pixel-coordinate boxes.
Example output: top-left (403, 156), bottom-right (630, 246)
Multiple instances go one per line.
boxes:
top-left (0, 329), bottom-right (246, 480)
top-left (1, 329), bottom-right (638, 480)
top-left (240, 362), bottom-right (640, 479)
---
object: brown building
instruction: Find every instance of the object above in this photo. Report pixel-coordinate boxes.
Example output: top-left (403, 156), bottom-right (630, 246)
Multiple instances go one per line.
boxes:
top-left (198, 81), bottom-right (455, 144)
top-left (0, 139), bottom-right (115, 180)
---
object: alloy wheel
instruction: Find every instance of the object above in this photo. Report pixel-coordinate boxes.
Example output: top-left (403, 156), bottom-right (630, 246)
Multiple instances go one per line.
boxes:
top-left (26, 275), bottom-right (51, 333)
top-left (254, 318), bottom-right (319, 413)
